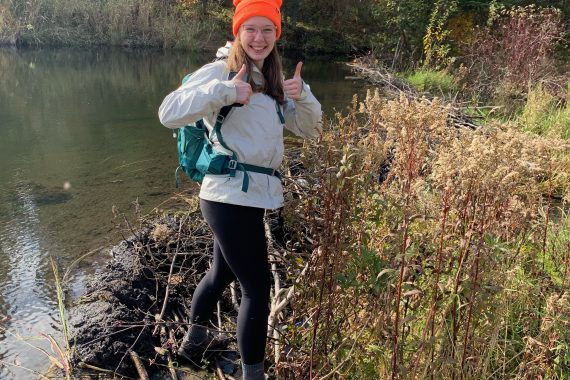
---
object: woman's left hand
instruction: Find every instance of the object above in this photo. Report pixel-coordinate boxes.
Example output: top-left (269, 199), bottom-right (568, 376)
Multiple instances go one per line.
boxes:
top-left (284, 62), bottom-right (304, 100)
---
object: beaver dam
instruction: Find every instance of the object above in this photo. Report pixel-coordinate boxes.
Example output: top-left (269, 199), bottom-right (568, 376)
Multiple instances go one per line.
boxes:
top-left (68, 58), bottom-right (570, 380)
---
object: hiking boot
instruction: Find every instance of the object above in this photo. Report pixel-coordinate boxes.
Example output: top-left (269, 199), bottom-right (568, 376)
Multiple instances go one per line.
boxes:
top-left (177, 327), bottom-right (231, 361)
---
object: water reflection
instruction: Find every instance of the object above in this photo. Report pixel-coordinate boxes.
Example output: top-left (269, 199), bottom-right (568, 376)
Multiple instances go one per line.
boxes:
top-left (0, 173), bottom-right (57, 378)
top-left (0, 46), bottom-right (368, 378)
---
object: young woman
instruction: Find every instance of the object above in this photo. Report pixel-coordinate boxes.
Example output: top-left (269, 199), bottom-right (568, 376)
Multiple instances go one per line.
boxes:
top-left (158, 0), bottom-right (321, 378)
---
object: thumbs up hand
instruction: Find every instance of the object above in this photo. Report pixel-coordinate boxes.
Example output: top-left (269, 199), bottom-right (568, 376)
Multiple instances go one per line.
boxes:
top-left (284, 61), bottom-right (304, 101)
top-left (233, 64), bottom-right (252, 105)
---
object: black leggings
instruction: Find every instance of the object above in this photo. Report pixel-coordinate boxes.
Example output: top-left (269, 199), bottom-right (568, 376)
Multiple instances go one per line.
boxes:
top-left (190, 199), bottom-right (270, 365)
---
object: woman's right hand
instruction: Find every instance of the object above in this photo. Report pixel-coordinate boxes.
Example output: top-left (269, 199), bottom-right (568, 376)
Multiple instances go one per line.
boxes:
top-left (233, 64), bottom-right (252, 105)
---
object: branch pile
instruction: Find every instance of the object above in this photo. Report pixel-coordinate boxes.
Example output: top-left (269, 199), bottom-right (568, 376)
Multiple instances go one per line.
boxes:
top-left (349, 55), bottom-right (481, 130)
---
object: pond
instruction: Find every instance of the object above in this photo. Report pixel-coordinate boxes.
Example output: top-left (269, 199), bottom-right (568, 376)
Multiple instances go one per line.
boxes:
top-left (0, 46), bottom-right (368, 378)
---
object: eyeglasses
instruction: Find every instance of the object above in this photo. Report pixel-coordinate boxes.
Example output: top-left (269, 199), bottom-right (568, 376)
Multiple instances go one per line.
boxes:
top-left (241, 25), bottom-right (276, 37)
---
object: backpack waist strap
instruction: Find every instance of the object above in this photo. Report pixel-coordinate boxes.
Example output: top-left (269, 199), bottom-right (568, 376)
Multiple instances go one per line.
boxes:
top-left (223, 159), bottom-right (281, 192)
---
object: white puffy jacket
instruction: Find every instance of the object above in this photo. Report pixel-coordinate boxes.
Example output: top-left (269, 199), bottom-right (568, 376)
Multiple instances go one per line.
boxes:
top-left (158, 60), bottom-right (322, 209)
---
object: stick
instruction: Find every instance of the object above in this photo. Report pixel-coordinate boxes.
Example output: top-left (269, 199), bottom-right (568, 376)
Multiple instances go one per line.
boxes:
top-left (264, 217), bottom-right (283, 364)
top-left (230, 282), bottom-right (240, 312)
top-left (217, 301), bottom-right (223, 331)
top-left (316, 319), bottom-right (371, 380)
top-left (153, 215), bottom-right (188, 336)
top-left (129, 350), bottom-right (149, 380)
top-left (166, 352), bottom-right (179, 380)
top-left (273, 263), bottom-right (309, 314)
top-left (0, 359), bottom-right (51, 380)
top-left (78, 362), bottom-right (116, 374)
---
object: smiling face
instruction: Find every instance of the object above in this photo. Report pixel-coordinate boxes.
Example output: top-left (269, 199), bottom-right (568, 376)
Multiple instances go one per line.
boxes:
top-left (238, 16), bottom-right (277, 69)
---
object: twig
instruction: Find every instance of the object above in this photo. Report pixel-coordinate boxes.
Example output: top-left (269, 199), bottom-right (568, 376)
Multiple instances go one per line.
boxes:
top-left (1, 327), bottom-right (68, 370)
top-left (78, 361), bottom-right (118, 374)
top-left (156, 251), bottom-right (211, 257)
top-left (315, 314), bottom-right (374, 380)
top-left (112, 205), bottom-right (142, 243)
top-left (62, 247), bottom-right (102, 282)
top-left (115, 324), bottom-right (150, 374)
top-left (215, 360), bottom-right (226, 379)
top-left (270, 263), bottom-right (309, 318)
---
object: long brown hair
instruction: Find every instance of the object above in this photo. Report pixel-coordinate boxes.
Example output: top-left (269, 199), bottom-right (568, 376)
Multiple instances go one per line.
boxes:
top-left (227, 34), bottom-right (285, 105)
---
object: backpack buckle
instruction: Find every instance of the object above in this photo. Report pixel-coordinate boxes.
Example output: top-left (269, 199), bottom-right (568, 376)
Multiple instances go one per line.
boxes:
top-left (216, 114), bottom-right (226, 124)
top-left (228, 159), bottom-right (237, 170)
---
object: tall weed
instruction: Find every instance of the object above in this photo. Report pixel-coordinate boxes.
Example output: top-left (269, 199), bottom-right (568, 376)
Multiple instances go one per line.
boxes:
top-left (279, 90), bottom-right (570, 379)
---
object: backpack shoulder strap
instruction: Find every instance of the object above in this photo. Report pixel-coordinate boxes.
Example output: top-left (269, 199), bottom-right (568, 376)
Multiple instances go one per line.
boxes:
top-left (211, 71), bottom-right (238, 156)
top-left (212, 104), bottom-right (234, 153)
top-left (276, 101), bottom-right (285, 124)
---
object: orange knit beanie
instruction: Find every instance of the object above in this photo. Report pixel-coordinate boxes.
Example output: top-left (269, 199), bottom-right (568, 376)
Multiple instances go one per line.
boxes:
top-left (233, 0), bottom-right (282, 39)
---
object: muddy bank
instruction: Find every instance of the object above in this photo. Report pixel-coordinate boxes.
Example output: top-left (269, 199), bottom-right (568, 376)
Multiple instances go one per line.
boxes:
top-left (68, 211), bottom-right (240, 378)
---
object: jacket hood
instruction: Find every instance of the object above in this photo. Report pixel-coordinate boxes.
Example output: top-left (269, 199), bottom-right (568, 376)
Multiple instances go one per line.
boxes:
top-left (216, 41), bottom-right (233, 59)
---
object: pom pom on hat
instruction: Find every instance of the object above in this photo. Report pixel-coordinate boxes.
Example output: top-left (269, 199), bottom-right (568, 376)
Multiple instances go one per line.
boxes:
top-left (233, 0), bottom-right (282, 39)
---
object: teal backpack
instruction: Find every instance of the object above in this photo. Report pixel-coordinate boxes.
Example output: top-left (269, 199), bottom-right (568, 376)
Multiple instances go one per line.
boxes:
top-left (174, 71), bottom-right (285, 192)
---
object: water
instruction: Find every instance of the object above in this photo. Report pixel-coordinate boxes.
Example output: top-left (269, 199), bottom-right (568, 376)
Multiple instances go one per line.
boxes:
top-left (0, 46), bottom-right (367, 378)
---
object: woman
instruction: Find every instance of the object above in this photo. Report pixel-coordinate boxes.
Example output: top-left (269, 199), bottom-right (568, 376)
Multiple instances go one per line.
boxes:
top-left (158, 0), bottom-right (321, 378)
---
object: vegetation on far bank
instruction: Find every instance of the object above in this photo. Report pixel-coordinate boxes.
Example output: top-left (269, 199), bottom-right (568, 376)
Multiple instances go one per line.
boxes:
top-left (0, 0), bottom-right (568, 56)
top-left (402, 4), bottom-right (569, 138)
top-left (0, 0), bottom-right (232, 50)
